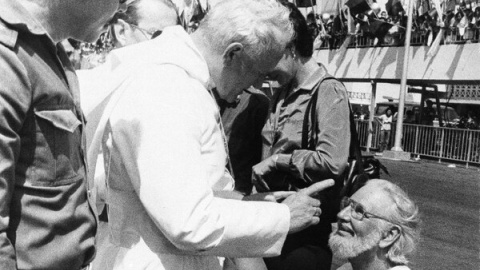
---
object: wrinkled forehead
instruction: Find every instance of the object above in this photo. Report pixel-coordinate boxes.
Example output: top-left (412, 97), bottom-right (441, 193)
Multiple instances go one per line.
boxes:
top-left (351, 184), bottom-right (394, 214)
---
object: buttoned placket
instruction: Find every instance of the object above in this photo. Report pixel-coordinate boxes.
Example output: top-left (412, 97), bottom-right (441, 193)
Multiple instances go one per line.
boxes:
top-left (54, 41), bottom-right (100, 250)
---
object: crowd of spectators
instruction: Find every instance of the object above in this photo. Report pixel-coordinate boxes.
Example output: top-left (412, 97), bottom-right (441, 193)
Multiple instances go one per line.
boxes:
top-left (457, 111), bottom-right (479, 129)
top-left (306, 0), bottom-right (480, 49)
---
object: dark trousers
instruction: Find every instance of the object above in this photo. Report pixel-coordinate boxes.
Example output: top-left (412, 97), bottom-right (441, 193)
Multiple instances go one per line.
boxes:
top-left (264, 221), bottom-right (332, 270)
top-left (380, 130), bottom-right (391, 152)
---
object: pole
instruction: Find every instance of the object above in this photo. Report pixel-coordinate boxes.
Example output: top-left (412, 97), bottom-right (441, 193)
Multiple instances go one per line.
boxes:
top-left (419, 86), bottom-right (426, 124)
top-left (433, 85), bottom-right (443, 126)
top-left (391, 0), bottom-right (414, 151)
top-left (367, 80), bottom-right (376, 152)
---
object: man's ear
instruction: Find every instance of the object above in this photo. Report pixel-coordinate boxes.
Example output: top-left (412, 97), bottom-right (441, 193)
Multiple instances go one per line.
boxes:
top-left (222, 43), bottom-right (244, 66)
top-left (112, 19), bottom-right (130, 47)
top-left (379, 225), bottom-right (401, 249)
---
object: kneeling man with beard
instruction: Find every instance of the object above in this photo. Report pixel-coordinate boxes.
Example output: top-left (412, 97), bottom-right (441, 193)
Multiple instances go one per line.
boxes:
top-left (329, 179), bottom-right (420, 270)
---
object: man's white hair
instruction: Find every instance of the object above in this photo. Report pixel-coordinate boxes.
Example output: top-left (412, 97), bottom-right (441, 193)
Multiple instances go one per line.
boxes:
top-left (366, 179), bottom-right (421, 266)
top-left (196, 0), bottom-right (293, 63)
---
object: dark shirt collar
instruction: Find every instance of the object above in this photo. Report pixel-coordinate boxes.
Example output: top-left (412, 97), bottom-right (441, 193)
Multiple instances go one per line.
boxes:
top-left (0, 0), bottom-right (50, 36)
top-left (211, 88), bottom-right (241, 114)
top-left (291, 63), bottom-right (328, 93)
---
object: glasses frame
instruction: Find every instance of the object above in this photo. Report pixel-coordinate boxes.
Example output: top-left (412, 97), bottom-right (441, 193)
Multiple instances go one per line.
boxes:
top-left (120, 0), bottom-right (139, 5)
top-left (341, 197), bottom-right (400, 226)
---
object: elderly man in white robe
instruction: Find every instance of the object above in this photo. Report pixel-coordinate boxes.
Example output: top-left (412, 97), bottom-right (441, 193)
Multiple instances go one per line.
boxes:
top-left (87, 0), bottom-right (335, 269)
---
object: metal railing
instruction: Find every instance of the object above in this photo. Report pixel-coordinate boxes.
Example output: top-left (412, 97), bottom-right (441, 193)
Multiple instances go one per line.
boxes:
top-left (354, 119), bottom-right (381, 148)
top-left (355, 120), bottom-right (480, 166)
top-left (318, 28), bottom-right (480, 50)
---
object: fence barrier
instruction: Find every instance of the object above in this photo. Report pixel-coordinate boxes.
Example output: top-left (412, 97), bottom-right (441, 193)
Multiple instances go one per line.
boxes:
top-left (319, 28), bottom-right (480, 50)
top-left (355, 120), bottom-right (480, 166)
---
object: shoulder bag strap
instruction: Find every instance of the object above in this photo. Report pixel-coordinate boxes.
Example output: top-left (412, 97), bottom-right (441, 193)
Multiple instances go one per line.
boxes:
top-left (348, 102), bottom-right (365, 174)
top-left (302, 90), bottom-right (315, 150)
top-left (340, 101), bottom-right (368, 198)
top-left (302, 79), bottom-right (365, 171)
top-left (301, 76), bottom-right (334, 150)
top-left (300, 77), bottom-right (366, 194)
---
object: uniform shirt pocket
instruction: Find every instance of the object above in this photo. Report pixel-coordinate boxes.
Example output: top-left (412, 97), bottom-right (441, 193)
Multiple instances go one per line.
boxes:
top-left (34, 110), bottom-right (81, 132)
top-left (30, 109), bottom-right (84, 186)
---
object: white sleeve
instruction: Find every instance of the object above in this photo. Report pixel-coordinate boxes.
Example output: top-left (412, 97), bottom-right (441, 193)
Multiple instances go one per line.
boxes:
top-left (111, 65), bottom-right (290, 257)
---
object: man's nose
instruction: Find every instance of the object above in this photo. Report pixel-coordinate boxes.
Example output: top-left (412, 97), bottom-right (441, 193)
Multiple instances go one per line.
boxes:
top-left (337, 206), bottom-right (351, 222)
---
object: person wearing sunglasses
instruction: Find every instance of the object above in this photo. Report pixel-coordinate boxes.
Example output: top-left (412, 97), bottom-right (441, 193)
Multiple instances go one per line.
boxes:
top-left (329, 179), bottom-right (420, 270)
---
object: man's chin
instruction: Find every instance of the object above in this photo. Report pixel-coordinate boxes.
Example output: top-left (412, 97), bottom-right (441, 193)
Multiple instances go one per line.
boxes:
top-left (329, 234), bottom-right (352, 260)
top-left (329, 230), bottom-right (382, 260)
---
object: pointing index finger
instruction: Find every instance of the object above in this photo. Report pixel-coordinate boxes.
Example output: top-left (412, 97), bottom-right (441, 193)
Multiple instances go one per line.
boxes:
top-left (298, 179), bottom-right (335, 196)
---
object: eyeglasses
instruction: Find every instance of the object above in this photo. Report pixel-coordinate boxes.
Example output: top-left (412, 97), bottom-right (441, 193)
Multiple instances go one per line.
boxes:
top-left (340, 197), bottom-right (399, 225)
top-left (119, 0), bottom-right (138, 4)
top-left (127, 23), bottom-right (162, 39)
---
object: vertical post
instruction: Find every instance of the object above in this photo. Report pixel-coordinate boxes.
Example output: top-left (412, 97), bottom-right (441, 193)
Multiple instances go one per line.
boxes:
top-left (466, 131), bottom-right (472, 169)
top-left (419, 86), bottom-right (426, 124)
top-left (309, 0), bottom-right (317, 16)
top-left (414, 125), bottom-right (419, 153)
top-left (433, 85), bottom-right (443, 126)
top-left (367, 80), bottom-right (376, 152)
top-left (439, 127), bottom-right (444, 158)
top-left (391, 0), bottom-right (414, 152)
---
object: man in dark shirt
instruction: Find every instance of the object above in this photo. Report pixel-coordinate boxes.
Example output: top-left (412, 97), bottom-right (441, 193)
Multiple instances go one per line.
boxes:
top-left (220, 88), bottom-right (270, 195)
top-left (422, 100), bottom-right (436, 125)
top-left (0, 0), bottom-right (125, 269)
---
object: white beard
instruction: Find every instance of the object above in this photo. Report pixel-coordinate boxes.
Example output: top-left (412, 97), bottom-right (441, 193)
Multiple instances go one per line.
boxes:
top-left (328, 228), bottom-right (382, 260)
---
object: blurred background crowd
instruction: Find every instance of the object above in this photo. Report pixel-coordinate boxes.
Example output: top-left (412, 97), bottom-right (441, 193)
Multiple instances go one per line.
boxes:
top-left (309, 0), bottom-right (480, 48)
